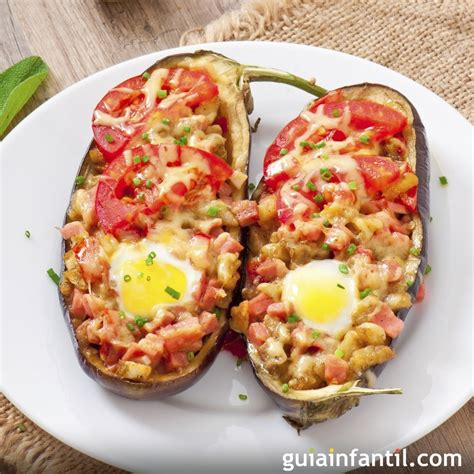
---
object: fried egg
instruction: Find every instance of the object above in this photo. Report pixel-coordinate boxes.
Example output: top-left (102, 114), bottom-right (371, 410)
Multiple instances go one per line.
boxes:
top-left (109, 240), bottom-right (202, 317)
top-left (282, 259), bottom-right (357, 336)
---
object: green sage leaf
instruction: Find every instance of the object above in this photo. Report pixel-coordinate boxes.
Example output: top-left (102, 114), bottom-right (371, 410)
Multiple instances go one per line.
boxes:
top-left (0, 56), bottom-right (48, 136)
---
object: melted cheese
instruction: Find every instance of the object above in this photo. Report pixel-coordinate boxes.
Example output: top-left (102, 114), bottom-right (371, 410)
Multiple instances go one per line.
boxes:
top-left (142, 68), bottom-right (168, 109)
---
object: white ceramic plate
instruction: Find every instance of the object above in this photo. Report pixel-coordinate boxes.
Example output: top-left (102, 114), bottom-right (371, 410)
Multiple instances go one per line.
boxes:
top-left (1, 42), bottom-right (472, 473)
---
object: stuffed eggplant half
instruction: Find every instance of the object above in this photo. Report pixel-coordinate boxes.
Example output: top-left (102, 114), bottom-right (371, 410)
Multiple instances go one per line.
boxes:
top-left (58, 51), bottom-right (325, 399)
top-left (232, 84), bottom-right (429, 429)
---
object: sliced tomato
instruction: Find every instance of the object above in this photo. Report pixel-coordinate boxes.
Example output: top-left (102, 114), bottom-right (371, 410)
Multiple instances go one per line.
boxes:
top-left (323, 100), bottom-right (407, 141)
top-left (164, 69), bottom-right (218, 109)
top-left (92, 69), bottom-right (219, 162)
top-left (96, 144), bottom-right (232, 235)
top-left (353, 155), bottom-right (401, 194)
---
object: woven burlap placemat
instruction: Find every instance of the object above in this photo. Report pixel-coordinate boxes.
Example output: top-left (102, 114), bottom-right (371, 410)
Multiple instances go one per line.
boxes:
top-left (2, 1), bottom-right (472, 472)
top-left (181, 0), bottom-right (473, 122)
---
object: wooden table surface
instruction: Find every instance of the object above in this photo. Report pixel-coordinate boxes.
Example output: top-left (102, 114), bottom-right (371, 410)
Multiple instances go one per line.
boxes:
top-left (1, 1), bottom-right (472, 472)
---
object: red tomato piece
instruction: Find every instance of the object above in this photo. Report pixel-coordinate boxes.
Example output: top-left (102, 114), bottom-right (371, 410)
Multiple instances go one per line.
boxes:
top-left (353, 155), bottom-right (401, 193)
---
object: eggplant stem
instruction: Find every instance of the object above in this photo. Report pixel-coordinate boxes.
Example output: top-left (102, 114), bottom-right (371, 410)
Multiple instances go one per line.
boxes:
top-left (243, 65), bottom-right (327, 98)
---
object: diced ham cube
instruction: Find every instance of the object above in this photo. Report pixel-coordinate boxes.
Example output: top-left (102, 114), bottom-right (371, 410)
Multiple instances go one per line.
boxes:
top-left (199, 311), bottom-right (220, 335)
top-left (167, 352), bottom-right (189, 371)
top-left (144, 309), bottom-right (175, 333)
top-left (82, 294), bottom-right (105, 318)
top-left (86, 318), bottom-right (102, 345)
top-left (73, 236), bottom-right (104, 282)
top-left (199, 279), bottom-right (224, 311)
top-left (248, 293), bottom-right (274, 322)
top-left (381, 259), bottom-right (403, 282)
top-left (69, 288), bottom-right (87, 318)
top-left (181, 339), bottom-right (203, 353)
top-left (212, 232), bottom-right (243, 254)
top-left (267, 302), bottom-right (289, 320)
top-left (197, 218), bottom-right (222, 235)
top-left (298, 220), bottom-right (322, 241)
top-left (355, 247), bottom-right (374, 260)
top-left (60, 221), bottom-right (85, 239)
top-left (256, 258), bottom-right (288, 281)
top-left (324, 225), bottom-right (354, 251)
top-left (370, 303), bottom-right (404, 338)
top-left (160, 317), bottom-right (204, 352)
top-left (122, 333), bottom-right (165, 367)
top-left (248, 322), bottom-right (270, 347)
top-left (231, 200), bottom-right (259, 227)
top-left (325, 354), bottom-right (349, 385)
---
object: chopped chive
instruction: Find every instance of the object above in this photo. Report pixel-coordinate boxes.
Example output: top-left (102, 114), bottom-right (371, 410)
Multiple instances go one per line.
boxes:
top-left (312, 213), bottom-right (320, 219)
top-left (315, 140), bottom-right (326, 149)
top-left (186, 352), bottom-right (195, 362)
top-left (280, 148), bottom-right (289, 156)
top-left (148, 251), bottom-right (157, 259)
top-left (312, 330), bottom-right (320, 338)
top-left (323, 219), bottom-right (331, 227)
top-left (322, 243), bottom-right (330, 250)
top-left (142, 72), bottom-right (150, 80)
top-left (332, 108), bottom-right (341, 118)
top-left (142, 155), bottom-right (150, 163)
top-left (348, 181), bottom-right (357, 190)
top-left (429, 216), bottom-right (433, 223)
top-left (119, 311), bottom-right (126, 319)
top-left (239, 393), bottom-right (248, 401)
top-left (165, 286), bottom-right (181, 300)
top-left (75, 175), bottom-right (86, 185)
top-left (105, 133), bottom-right (114, 143)
top-left (25, 230), bottom-right (31, 238)
top-left (127, 322), bottom-right (135, 331)
top-left (145, 257), bottom-right (153, 266)
top-left (207, 206), bottom-right (219, 217)
top-left (135, 316), bottom-right (146, 327)
top-left (292, 184), bottom-right (301, 191)
top-left (137, 193), bottom-right (145, 201)
top-left (439, 176), bottom-right (448, 186)
top-left (406, 280), bottom-right (414, 287)
top-left (213, 307), bottom-right (222, 319)
top-left (47, 268), bottom-right (60, 286)
top-left (160, 205), bottom-right (168, 215)
top-left (314, 193), bottom-right (324, 203)
top-left (300, 140), bottom-right (310, 148)
top-left (236, 358), bottom-right (243, 367)
top-left (337, 283), bottom-right (345, 289)
top-left (338, 263), bottom-right (349, 274)
top-left (409, 246), bottom-right (420, 256)
top-left (146, 179), bottom-right (152, 189)
top-left (281, 383), bottom-right (289, 393)
top-left (123, 274), bottom-right (131, 282)
top-left (248, 183), bottom-right (255, 191)
top-left (424, 264), bottom-right (432, 275)
top-left (133, 155), bottom-right (141, 164)
top-left (146, 276), bottom-right (151, 281)
top-left (306, 181), bottom-right (317, 191)
top-left (157, 89), bottom-right (168, 99)
top-left (141, 132), bottom-right (149, 141)
top-left (17, 423), bottom-right (26, 433)
top-left (161, 118), bottom-right (170, 125)
top-left (320, 167), bottom-right (332, 181)
top-left (321, 153), bottom-right (329, 160)
top-left (359, 288), bottom-right (371, 299)
top-left (287, 314), bottom-right (300, 323)
top-left (347, 243), bottom-right (357, 255)
top-left (359, 134), bottom-right (370, 144)
top-left (133, 177), bottom-right (141, 187)
top-left (335, 348), bottom-right (345, 358)
top-left (174, 136), bottom-right (187, 145)
top-left (183, 126), bottom-right (191, 133)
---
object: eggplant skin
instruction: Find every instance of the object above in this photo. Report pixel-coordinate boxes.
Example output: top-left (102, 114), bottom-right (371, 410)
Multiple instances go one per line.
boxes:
top-left (59, 51), bottom-right (251, 399)
top-left (247, 83), bottom-right (429, 429)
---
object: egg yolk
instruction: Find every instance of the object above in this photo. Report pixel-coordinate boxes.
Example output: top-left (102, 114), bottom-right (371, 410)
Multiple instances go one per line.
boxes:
top-left (120, 258), bottom-right (187, 316)
top-left (286, 271), bottom-right (350, 324)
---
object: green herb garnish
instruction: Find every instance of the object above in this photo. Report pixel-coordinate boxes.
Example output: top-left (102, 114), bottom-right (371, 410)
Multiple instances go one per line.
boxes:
top-left (346, 243), bottom-right (357, 255)
top-left (359, 134), bottom-right (370, 144)
top-left (105, 133), bottom-right (114, 143)
top-left (281, 383), bottom-right (289, 393)
top-left (25, 230), bottom-right (31, 238)
top-left (424, 264), bottom-right (432, 275)
top-left (338, 263), bottom-right (349, 274)
top-left (157, 89), bottom-right (168, 99)
top-left (207, 206), bottom-right (219, 217)
top-left (123, 274), bottom-right (131, 282)
top-left (239, 393), bottom-right (248, 401)
top-left (165, 286), bottom-right (181, 300)
top-left (335, 348), bottom-right (345, 358)
top-left (280, 148), bottom-right (289, 156)
top-left (359, 288), bottom-right (371, 299)
top-left (287, 314), bottom-right (300, 323)
top-left (47, 268), bottom-right (60, 285)
top-left (75, 175), bottom-right (85, 185)
top-left (439, 176), bottom-right (448, 186)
